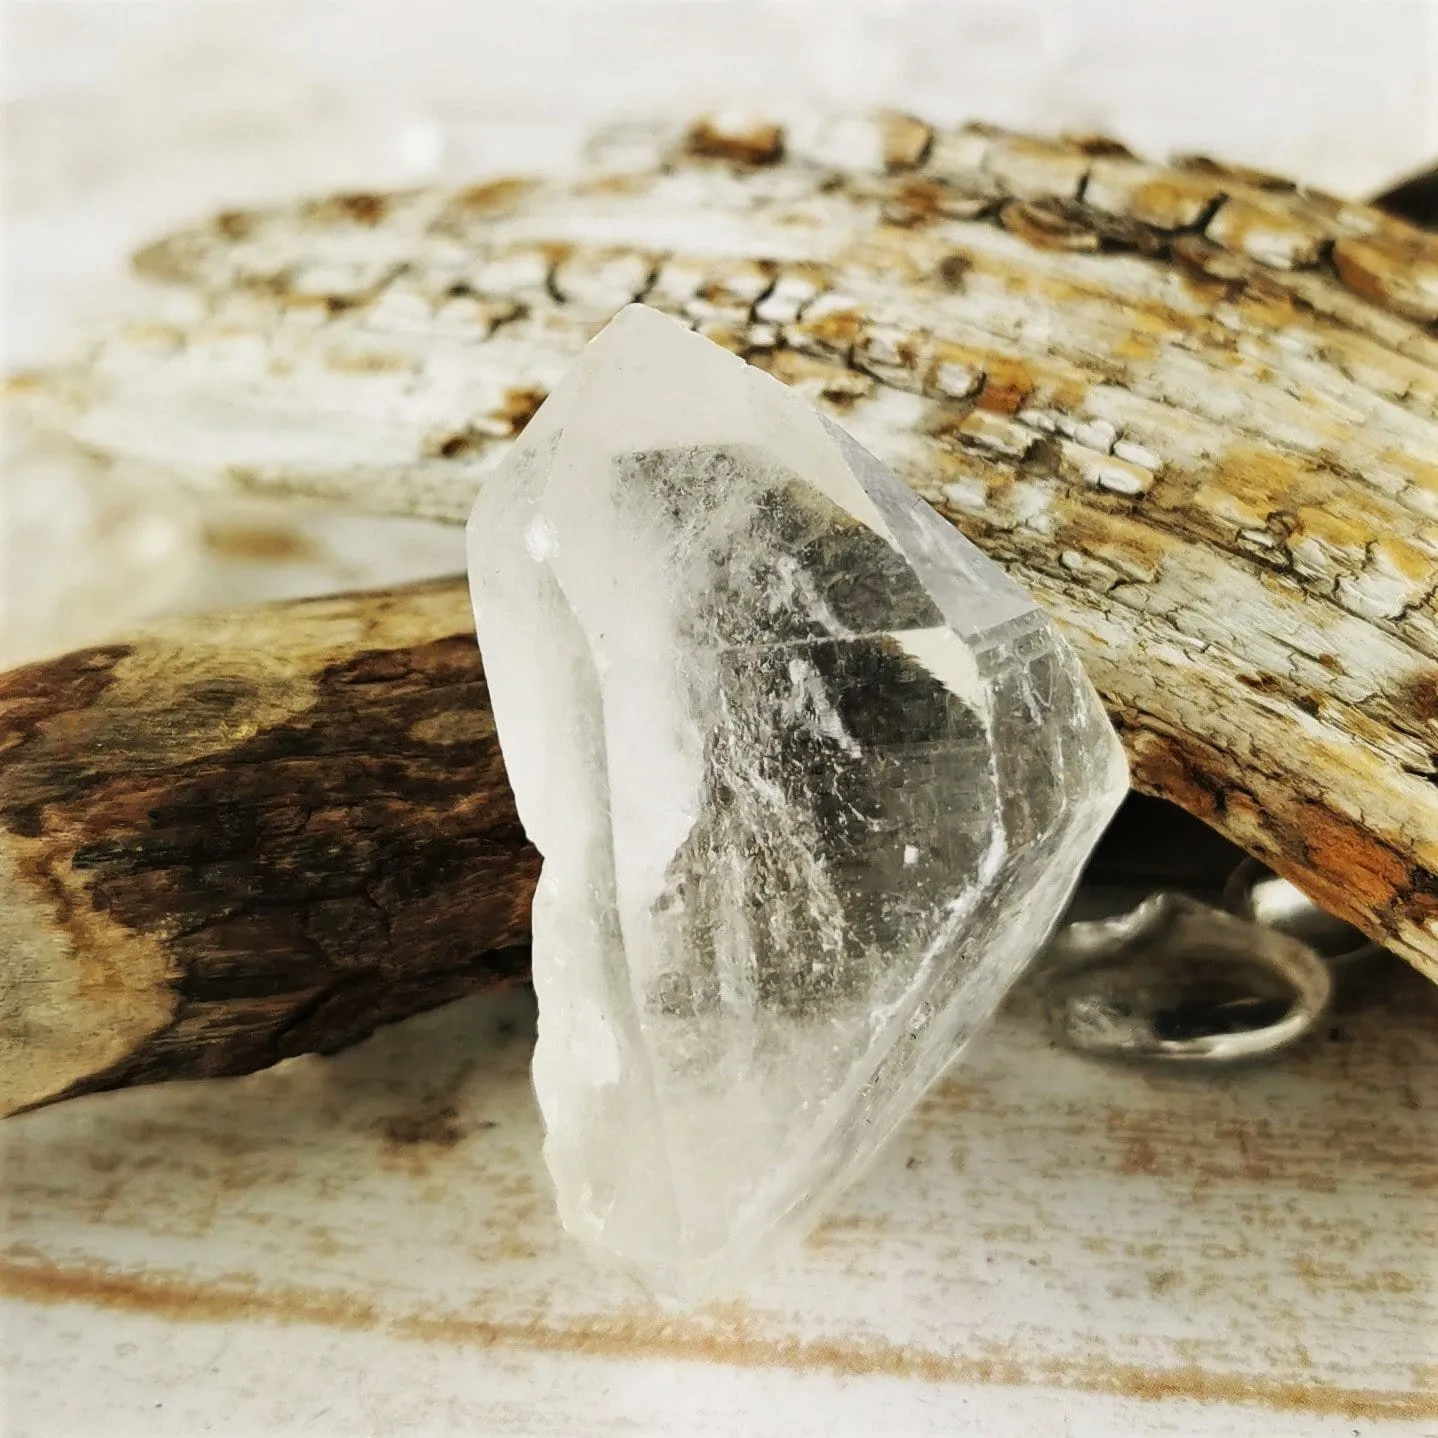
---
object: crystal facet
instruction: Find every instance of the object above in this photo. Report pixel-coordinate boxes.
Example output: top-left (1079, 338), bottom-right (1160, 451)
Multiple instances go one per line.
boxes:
top-left (467, 305), bottom-right (1128, 1297)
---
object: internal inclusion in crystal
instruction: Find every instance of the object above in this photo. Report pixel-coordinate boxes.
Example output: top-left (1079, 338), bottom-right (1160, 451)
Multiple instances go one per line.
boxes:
top-left (467, 305), bottom-right (1128, 1298)
top-left (641, 445), bottom-right (996, 1021)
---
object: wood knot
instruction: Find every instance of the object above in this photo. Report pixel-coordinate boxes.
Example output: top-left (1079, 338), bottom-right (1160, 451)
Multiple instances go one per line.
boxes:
top-left (684, 117), bottom-right (785, 167)
top-left (999, 200), bottom-right (1101, 253)
top-left (308, 193), bottom-right (392, 226)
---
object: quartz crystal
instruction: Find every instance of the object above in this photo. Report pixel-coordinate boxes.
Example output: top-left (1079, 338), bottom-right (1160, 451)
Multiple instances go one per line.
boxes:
top-left (467, 305), bottom-right (1127, 1297)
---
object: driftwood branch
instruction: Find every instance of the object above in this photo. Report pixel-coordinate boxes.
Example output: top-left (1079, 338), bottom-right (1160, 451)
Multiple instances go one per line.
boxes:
top-left (7, 115), bottom-right (1438, 1110)
top-left (0, 580), bottom-right (537, 1116)
top-left (21, 116), bottom-right (1438, 980)
top-left (1, 579), bottom-right (1247, 1119)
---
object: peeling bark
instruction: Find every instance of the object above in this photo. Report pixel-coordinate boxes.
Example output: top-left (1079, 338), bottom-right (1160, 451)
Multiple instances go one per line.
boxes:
top-left (10, 114), bottom-right (1438, 986)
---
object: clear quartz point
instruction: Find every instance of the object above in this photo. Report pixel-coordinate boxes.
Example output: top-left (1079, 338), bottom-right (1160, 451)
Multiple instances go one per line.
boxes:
top-left (467, 305), bottom-right (1127, 1298)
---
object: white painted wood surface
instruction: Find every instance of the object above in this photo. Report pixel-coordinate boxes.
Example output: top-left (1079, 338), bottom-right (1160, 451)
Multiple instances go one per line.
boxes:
top-left (3, 968), bottom-right (1435, 1434)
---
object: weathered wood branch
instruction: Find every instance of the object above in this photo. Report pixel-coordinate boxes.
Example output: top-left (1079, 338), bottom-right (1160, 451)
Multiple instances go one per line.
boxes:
top-left (0, 579), bottom-right (1247, 1119)
top-left (6, 116), bottom-right (1438, 1111)
top-left (17, 114), bottom-right (1438, 985)
top-left (0, 581), bottom-right (537, 1117)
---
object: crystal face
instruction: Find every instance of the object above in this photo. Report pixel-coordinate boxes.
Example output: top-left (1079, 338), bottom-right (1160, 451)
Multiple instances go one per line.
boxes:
top-left (467, 305), bottom-right (1128, 1297)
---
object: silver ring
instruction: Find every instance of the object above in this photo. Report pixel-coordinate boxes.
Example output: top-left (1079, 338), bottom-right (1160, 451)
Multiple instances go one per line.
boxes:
top-left (1040, 892), bottom-right (1334, 1064)
top-left (1220, 857), bottom-right (1382, 968)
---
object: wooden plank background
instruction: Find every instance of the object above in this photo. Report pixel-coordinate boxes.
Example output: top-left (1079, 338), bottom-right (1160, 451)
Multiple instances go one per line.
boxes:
top-left (3, 960), bottom-right (1434, 1434)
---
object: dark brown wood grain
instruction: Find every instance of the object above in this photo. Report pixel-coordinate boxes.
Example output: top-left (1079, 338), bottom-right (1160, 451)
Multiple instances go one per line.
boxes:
top-left (0, 566), bottom-right (1256, 1118)
top-left (0, 579), bottom-right (537, 1116)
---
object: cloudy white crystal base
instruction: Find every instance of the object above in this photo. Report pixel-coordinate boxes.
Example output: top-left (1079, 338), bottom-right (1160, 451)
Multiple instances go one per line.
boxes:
top-left (467, 305), bottom-right (1127, 1299)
